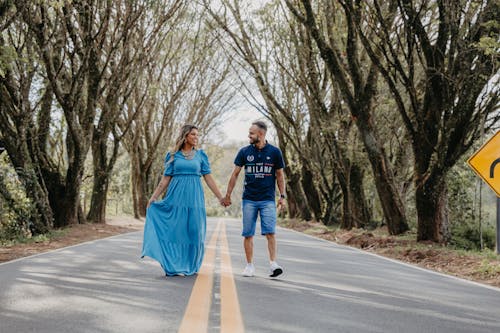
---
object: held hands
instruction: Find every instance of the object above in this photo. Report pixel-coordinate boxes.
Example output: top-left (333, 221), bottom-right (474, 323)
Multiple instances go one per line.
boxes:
top-left (220, 194), bottom-right (231, 207)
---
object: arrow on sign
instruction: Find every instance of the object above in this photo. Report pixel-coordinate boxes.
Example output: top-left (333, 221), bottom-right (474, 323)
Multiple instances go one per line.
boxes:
top-left (491, 158), bottom-right (500, 178)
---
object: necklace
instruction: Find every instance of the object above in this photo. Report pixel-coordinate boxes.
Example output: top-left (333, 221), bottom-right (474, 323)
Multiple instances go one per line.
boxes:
top-left (181, 149), bottom-right (195, 160)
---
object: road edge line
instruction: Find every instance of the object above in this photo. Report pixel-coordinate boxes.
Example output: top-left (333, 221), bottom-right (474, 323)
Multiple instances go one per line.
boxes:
top-left (279, 226), bottom-right (500, 293)
top-left (0, 230), bottom-right (141, 267)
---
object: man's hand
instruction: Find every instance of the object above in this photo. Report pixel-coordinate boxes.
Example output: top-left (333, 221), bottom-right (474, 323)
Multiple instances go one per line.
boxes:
top-left (277, 197), bottom-right (286, 212)
top-left (220, 195), bottom-right (232, 207)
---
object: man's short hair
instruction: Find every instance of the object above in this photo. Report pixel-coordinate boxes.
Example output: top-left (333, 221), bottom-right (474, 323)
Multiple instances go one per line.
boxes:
top-left (252, 120), bottom-right (267, 132)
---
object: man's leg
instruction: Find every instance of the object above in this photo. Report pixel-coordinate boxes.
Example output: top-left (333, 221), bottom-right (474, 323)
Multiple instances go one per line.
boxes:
top-left (241, 200), bottom-right (258, 276)
top-left (265, 233), bottom-right (276, 261)
top-left (242, 237), bottom-right (255, 276)
top-left (244, 236), bottom-right (254, 263)
top-left (261, 201), bottom-right (283, 277)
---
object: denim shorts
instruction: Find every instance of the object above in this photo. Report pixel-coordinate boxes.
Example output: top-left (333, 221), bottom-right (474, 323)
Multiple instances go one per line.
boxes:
top-left (242, 200), bottom-right (276, 237)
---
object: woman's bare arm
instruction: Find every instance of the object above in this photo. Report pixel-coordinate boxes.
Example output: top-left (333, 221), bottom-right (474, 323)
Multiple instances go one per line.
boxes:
top-left (203, 174), bottom-right (224, 201)
top-left (147, 176), bottom-right (172, 208)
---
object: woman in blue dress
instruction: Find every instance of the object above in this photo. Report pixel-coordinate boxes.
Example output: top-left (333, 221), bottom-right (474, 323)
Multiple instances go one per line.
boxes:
top-left (141, 124), bottom-right (224, 276)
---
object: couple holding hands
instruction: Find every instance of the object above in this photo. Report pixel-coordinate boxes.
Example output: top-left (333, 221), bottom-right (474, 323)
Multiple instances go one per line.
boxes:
top-left (142, 121), bottom-right (286, 278)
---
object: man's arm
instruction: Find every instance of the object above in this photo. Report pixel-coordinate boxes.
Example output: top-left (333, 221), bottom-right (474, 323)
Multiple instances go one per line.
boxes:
top-left (224, 165), bottom-right (242, 205)
top-left (276, 168), bottom-right (286, 210)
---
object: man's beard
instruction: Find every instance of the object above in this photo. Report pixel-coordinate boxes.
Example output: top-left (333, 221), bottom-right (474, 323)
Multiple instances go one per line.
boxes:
top-left (249, 137), bottom-right (259, 144)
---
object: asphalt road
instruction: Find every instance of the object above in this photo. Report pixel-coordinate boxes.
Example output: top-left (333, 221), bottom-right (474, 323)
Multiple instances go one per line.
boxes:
top-left (1, 217), bottom-right (500, 333)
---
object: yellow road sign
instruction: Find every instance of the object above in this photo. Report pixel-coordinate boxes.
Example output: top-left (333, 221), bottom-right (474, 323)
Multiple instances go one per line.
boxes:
top-left (468, 131), bottom-right (500, 197)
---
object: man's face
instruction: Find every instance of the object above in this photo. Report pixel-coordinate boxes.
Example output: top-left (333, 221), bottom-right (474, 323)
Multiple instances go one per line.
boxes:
top-left (248, 125), bottom-right (261, 144)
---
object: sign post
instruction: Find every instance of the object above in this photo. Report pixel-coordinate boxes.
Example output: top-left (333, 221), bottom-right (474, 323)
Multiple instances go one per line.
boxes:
top-left (467, 131), bottom-right (500, 254)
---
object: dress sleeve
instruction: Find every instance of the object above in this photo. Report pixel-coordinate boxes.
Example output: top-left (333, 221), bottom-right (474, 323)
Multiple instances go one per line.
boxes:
top-left (200, 150), bottom-right (211, 175)
top-left (163, 152), bottom-right (174, 176)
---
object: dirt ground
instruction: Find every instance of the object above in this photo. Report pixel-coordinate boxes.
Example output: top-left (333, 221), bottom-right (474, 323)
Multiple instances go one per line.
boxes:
top-left (0, 216), bottom-right (143, 263)
top-left (1, 216), bottom-right (499, 289)
top-left (280, 219), bottom-right (500, 288)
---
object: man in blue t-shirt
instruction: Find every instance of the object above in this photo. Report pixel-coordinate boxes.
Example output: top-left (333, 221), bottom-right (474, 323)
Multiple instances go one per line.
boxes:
top-left (223, 120), bottom-right (286, 278)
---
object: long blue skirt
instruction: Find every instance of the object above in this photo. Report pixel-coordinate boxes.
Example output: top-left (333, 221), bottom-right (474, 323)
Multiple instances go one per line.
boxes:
top-left (141, 175), bottom-right (206, 276)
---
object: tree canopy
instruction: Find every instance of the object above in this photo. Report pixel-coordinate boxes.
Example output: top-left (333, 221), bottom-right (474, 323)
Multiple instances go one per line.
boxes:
top-left (1, 0), bottom-right (498, 247)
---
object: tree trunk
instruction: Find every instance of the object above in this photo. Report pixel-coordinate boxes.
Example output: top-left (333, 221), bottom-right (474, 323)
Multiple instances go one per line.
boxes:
top-left (0, 161), bottom-right (52, 234)
top-left (43, 172), bottom-right (80, 227)
top-left (36, 162), bottom-right (64, 227)
top-left (138, 170), bottom-right (148, 217)
top-left (277, 134), bottom-right (312, 220)
top-left (416, 173), bottom-right (450, 243)
top-left (87, 120), bottom-right (121, 223)
top-left (131, 169), bottom-right (140, 219)
top-left (336, 163), bottom-right (370, 229)
top-left (301, 163), bottom-right (322, 220)
top-left (131, 149), bottom-right (141, 219)
top-left (87, 132), bottom-right (108, 223)
top-left (322, 195), bottom-right (340, 226)
top-left (86, 169), bottom-right (110, 224)
top-left (340, 182), bottom-right (354, 229)
top-left (349, 163), bottom-right (370, 228)
top-left (35, 120), bottom-right (83, 229)
top-left (59, 170), bottom-right (83, 226)
top-left (286, 169), bottom-right (312, 220)
top-left (335, 163), bottom-right (354, 230)
top-left (356, 119), bottom-right (408, 235)
top-left (22, 168), bottom-right (53, 234)
top-left (1, 132), bottom-right (54, 234)
top-left (130, 147), bottom-right (149, 218)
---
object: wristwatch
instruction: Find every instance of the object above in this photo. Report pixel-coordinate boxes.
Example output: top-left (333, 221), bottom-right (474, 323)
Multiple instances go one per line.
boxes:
top-left (280, 194), bottom-right (286, 199)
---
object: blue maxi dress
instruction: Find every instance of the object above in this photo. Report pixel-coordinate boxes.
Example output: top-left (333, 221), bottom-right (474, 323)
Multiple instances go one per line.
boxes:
top-left (141, 149), bottom-right (211, 276)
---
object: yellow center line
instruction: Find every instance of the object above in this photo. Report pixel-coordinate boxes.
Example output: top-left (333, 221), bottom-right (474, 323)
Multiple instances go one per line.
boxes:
top-left (178, 220), bottom-right (221, 333)
top-left (220, 221), bottom-right (245, 333)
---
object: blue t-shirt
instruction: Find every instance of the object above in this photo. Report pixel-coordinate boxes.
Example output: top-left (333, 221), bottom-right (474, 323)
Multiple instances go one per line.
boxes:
top-left (234, 143), bottom-right (285, 201)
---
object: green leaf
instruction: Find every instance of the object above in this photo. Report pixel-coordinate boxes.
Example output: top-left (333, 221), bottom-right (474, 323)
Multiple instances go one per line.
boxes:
top-left (474, 36), bottom-right (500, 56)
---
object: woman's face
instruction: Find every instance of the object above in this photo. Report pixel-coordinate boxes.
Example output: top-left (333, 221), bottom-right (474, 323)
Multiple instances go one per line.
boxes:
top-left (185, 128), bottom-right (199, 147)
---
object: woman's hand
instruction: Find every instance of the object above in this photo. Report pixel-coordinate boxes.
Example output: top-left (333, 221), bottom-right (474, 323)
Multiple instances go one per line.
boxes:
top-left (147, 176), bottom-right (171, 209)
top-left (147, 197), bottom-right (157, 209)
top-left (220, 195), bottom-right (231, 207)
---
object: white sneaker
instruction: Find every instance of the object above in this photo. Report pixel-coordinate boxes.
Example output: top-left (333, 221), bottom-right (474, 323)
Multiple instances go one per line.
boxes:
top-left (242, 263), bottom-right (255, 277)
top-left (269, 261), bottom-right (283, 277)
